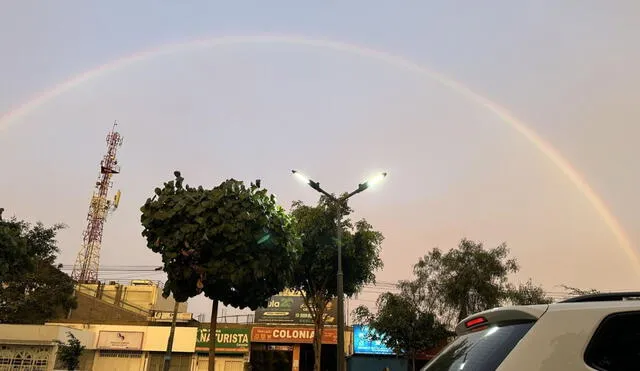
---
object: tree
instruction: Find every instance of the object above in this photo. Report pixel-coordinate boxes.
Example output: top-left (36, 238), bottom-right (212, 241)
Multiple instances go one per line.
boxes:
top-left (140, 172), bottom-right (298, 371)
top-left (506, 279), bottom-right (553, 305)
top-left (0, 211), bottom-right (76, 324)
top-left (559, 284), bottom-right (600, 297)
top-left (354, 290), bottom-right (452, 371)
top-left (420, 238), bottom-right (519, 323)
top-left (355, 237), bottom-right (551, 369)
top-left (0, 208), bottom-right (32, 283)
top-left (55, 332), bottom-right (85, 370)
top-left (289, 197), bottom-right (383, 371)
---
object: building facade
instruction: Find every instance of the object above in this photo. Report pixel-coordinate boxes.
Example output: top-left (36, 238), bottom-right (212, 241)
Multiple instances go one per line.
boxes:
top-left (0, 324), bottom-right (94, 371)
top-left (0, 321), bottom-right (356, 371)
top-left (46, 322), bottom-right (198, 371)
top-left (0, 288), bottom-right (384, 370)
top-left (193, 325), bottom-right (249, 371)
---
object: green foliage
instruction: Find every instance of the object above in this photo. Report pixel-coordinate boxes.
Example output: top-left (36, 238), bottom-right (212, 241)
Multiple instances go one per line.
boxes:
top-left (354, 237), bottom-right (553, 370)
top-left (416, 238), bottom-right (520, 322)
top-left (0, 211), bottom-right (76, 324)
top-left (0, 209), bottom-right (32, 283)
top-left (140, 171), bottom-right (298, 310)
top-left (55, 332), bottom-right (85, 370)
top-left (289, 196), bottom-right (384, 371)
top-left (505, 279), bottom-right (553, 305)
top-left (290, 196), bottom-right (384, 302)
top-left (559, 284), bottom-right (600, 297)
top-left (354, 290), bottom-right (452, 370)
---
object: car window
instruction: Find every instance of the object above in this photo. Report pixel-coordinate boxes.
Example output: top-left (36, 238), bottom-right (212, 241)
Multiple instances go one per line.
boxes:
top-left (421, 321), bottom-right (535, 371)
top-left (584, 311), bottom-right (640, 370)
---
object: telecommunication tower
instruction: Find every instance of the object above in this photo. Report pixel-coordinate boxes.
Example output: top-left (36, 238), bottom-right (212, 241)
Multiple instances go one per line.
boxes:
top-left (71, 122), bottom-right (123, 283)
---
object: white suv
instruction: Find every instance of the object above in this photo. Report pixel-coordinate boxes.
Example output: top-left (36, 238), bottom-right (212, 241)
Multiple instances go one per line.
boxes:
top-left (421, 292), bottom-right (640, 371)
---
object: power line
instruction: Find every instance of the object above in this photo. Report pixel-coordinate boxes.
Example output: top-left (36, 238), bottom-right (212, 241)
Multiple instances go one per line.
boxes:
top-left (60, 264), bottom-right (623, 296)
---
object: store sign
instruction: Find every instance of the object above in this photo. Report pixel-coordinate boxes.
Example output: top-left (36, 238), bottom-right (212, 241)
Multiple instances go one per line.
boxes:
top-left (353, 325), bottom-right (394, 355)
top-left (251, 326), bottom-right (338, 344)
top-left (254, 293), bottom-right (337, 325)
top-left (151, 311), bottom-right (193, 322)
top-left (196, 327), bottom-right (250, 352)
top-left (97, 331), bottom-right (144, 350)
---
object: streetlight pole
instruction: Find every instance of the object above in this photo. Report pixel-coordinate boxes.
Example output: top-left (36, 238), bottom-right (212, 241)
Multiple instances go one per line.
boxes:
top-left (291, 170), bottom-right (387, 371)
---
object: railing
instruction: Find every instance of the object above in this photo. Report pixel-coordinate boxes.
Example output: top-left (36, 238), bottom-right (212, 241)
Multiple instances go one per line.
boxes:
top-left (215, 314), bottom-right (256, 324)
top-left (98, 279), bottom-right (165, 288)
top-left (75, 283), bottom-right (152, 317)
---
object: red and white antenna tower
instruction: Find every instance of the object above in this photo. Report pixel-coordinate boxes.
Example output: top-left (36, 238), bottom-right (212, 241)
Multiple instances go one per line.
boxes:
top-left (71, 122), bottom-right (123, 283)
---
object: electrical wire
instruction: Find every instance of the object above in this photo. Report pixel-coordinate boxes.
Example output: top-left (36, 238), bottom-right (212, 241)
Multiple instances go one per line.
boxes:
top-left (59, 264), bottom-right (620, 297)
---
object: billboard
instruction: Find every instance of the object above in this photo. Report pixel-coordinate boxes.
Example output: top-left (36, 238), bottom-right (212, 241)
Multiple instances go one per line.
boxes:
top-left (196, 327), bottom-right (250, 352)
top-left (254, 292), bottom-right (337, 325)
top-left (353, 325), bottom-right (394, 355)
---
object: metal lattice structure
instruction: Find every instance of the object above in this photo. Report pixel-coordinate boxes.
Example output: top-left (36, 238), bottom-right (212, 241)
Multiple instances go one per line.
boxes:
top-left (71, 122), bottom-right (123, 283)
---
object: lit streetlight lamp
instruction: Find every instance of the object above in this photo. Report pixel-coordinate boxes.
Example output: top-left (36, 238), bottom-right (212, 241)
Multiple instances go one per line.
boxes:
top-left (291, 169), bottom-right (387, 371)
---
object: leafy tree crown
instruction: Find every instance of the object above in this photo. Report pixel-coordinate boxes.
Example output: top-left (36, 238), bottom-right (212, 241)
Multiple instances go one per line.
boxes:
top-left (140, 172), bottom-right (298, 310)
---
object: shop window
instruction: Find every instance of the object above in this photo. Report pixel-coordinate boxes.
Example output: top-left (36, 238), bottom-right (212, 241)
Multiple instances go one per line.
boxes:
top-left (0, 345), bottom-right (51, 370)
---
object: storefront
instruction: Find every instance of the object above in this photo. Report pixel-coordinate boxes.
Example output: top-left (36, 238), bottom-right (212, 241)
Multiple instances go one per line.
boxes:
top-left (348, 325), bottom-right (407, 371)
top-left (47, 322), bottom-right (198, 371)
top-left (250, 326), bottom-right (338, 371)
top-left (347, 325), bottom-right (448, 371)
top-left (93, 330), bottom-right (146, 371)
top-left (194, 326), bottom-right (249, 371)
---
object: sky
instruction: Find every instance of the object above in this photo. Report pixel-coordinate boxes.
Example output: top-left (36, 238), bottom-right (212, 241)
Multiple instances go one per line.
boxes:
top-left (1, 1), bottom-right (639, 320)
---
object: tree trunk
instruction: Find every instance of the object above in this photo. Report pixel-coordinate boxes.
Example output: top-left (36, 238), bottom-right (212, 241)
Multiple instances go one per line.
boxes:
top-left (162, 300), bottom-right (180, 371)
top-left (312, 303), bottom-right (325, 371)
top-left (457, 293), bottom-right (469, 322)
top-left (411, 353), bottom-right (416, 371)
top-left (208, 300), bottom-right (219, 371)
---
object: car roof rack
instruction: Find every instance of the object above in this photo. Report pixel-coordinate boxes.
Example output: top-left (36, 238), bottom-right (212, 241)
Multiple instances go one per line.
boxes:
top-left (559, 292), bottom-right (640, 303)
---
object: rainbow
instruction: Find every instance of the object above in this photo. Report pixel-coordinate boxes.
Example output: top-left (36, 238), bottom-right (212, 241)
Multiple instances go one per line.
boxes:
top-left (1, 34), bottom-right (637, 276)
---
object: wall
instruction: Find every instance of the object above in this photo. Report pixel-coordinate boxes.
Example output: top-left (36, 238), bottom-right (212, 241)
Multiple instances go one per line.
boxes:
top-left (77, 282), bottom-right (188, 314)
top-left (121, 285), bottom-right (155, 309)
top-left (67, 291), bottom-right (149, 322)
top-left (0, 324), bottom-right (94, 347)
top-left (46, 323), bottom-right (198, 352)
top-left (151, 287), bottom-right (188, 312)
top-left (117, 283), bottom-right (185, 313)
top-left (0, 324), bottom-right (95, 371)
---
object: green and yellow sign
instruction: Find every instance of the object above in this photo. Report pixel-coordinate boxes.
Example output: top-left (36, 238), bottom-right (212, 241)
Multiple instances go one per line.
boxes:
top-left (254, 292), bottom-right (337, 325)
top-left (196, 327), bottom-right (250, 353)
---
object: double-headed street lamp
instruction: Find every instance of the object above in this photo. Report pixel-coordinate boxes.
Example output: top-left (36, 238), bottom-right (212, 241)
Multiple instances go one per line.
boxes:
top-left (291, 169), bottom-right (387, 371)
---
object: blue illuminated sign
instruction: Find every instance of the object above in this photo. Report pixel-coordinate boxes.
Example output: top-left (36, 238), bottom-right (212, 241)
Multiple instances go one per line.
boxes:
top-left (352, 325), bottom-right (394, 355)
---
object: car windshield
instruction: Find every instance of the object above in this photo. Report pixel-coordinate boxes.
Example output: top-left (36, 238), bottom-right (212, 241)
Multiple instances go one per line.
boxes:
top-left (421, 321), bottom-right (535, 371)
